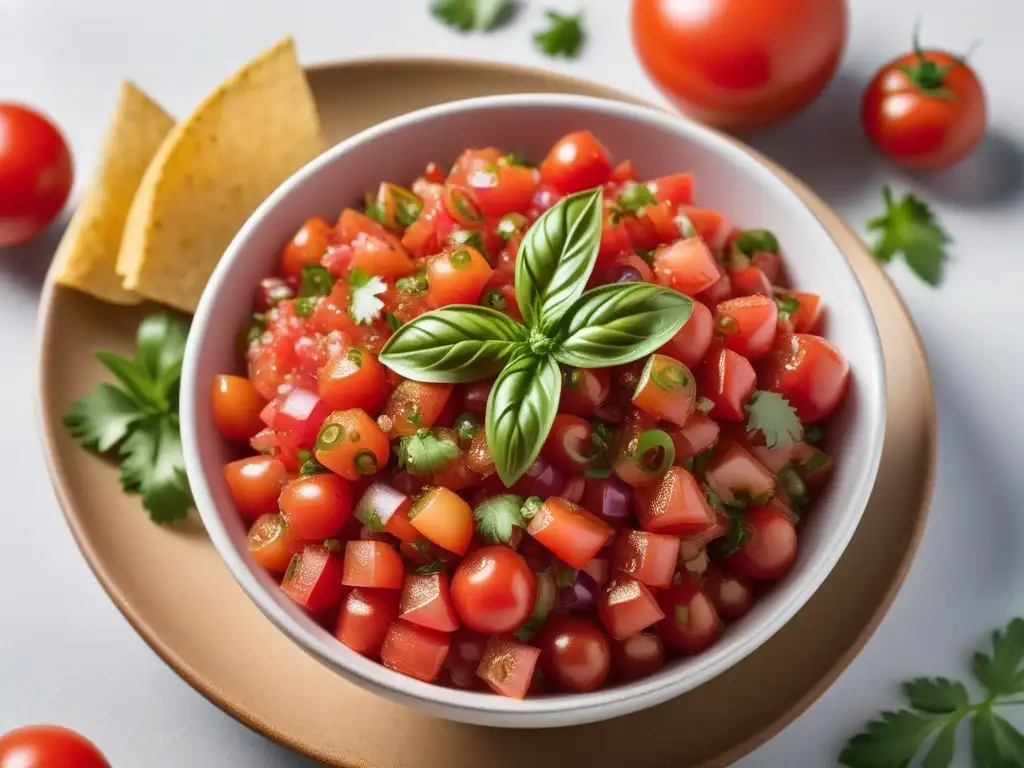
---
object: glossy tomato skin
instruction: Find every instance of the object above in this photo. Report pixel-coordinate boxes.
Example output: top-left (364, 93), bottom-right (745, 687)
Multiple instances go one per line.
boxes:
top-left (0, 105), bottom-right (73, 246)
top-left (714, 295), bottom-right (778, 359)
top-left (537, 616), bottom-right (613, 693)
top-left (527, 497), bottom-right (614, 568)
top-left (597, 576), bottom-right (665, 640)
top-left (317, 344), bottom-right (387, 414)
top-left (247, 514), bottom-right (300, 574)
top-left (701, 344), bottom-right (757, 421)
top-left (764, 333), bottom-right (850, 422)
top-left (212, 375), bottom-right (267, 442)
top-left (560, 367), bottom-right (611, 417)
top-left (380, 619), bottom-right (450, 682)
top-left (342, 541), bottom-right (404, 589)
top-left (539, 130), bottom-right (613, 194)
top-left (281, 544), bottom-right (345, 612)
top-left (862, 50), bottom-right (986, 169)
top-left (658, 299), bottom-right (713, 369)
top-left (335, 587), bottom-right (400, 656)
top-left (279, 473), bottom-right (353, 540)
top-left (280, 216), bottom-right (331, 279)
top-left (632, 0), bottom-right (847, 131)
top-left (702, 566), bottom-right (756, 621)
top-left (476, 634), bottom-right (542, 699)
top-left (223, 456), bottom-right (287, 521)
top-left (634, 466), bottom-right (716, 536)
top-left (611, 632), bottom-right (666, 680)
top-left (451, 546), bottom-right (536, 634)
top-left (0, 725), bottom-right (110, 768)
top-left (544, 414), bottom-right (595, 471)
top-left (726, 507), bottom-right (798, 581)
top-left (399, 572), bottom-right (461, 632)
top-left (657, 581), bottom-right (723, 654)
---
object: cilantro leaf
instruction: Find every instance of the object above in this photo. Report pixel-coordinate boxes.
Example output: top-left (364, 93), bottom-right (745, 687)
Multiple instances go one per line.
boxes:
top-left (972, 709), bottom-right (1024, 767)
top-left (973, 618), bottom-right (1024, 697)
top-left (137, 417), bottom-right (192, 523)
top-left (903, 677), bottom-right (970, 714)
top-left (534, 10), bottom-right (584, 58)
top-left (134, 313), bottom-right (188, 394)
top-left (839, 710), bottom-right (942, 767)
top-left (473, 494), bottom-right (527, 544)
top-left (867, 186), bottom-right (951, 287)
top-left (94, 352), bottom-right (161, 409)
top-left (746, 390), bottom-right (802, 449)
top-left (348, 269), bottom-right (388, 326)
top-left (431, 0), bottom-right (513, 32)
top-left (397, 429), bottom-right (461, 476)
top-left (63, 383), bottom-right (145, 453)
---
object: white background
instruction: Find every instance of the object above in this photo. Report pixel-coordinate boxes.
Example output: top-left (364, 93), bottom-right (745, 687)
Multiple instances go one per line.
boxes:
top-left (2, 1), bottom-right (1022, 765)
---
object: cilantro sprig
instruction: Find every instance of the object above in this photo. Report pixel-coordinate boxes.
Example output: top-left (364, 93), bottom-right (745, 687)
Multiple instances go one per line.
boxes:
top-left (431, 0), bottom-right (514, 32)
top-left (841, 618), bottom-right (1024, 768)
top-left (63, 315), bottom-right (192, 523)
top-left (746, 390), bottom-right (802, 449)
top-left (396, 428), bottom-right (461, 476)
top-left (473, 494), bottom-right (541, 544)
top-left (534, 10), bottom-right (584, 58)
top-left (867, 186), bottom-right (952, 287)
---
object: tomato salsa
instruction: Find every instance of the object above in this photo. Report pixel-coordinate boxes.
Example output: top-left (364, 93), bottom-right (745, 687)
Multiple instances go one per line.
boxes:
top-left (212, 130), bottom-right (850, 698)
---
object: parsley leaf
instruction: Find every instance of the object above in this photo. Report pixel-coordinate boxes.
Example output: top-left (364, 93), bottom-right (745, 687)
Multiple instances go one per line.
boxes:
top-left (973, 709), bottom-right (1024, 767)
top-left (904, 677), bottom-right (970, 713)
top-left (64, 314), bottom-right (192, 524)
top-left (534, 10), bottom-right (584, 58)
top-left (973, 619), bottom-right (1024, 698)
top-left (473, 494), bottom-right (528, 544)
top-left (431, 0), bottom-right (513, 32)
top-left (746, 390), bottom-right (802, 449)
top-left (840, 710), bottom-right (943, 767)
top-left (397, 429), bottom-right (461, 476)
top-left (348, 268), bottom-right (388, 326)
top-left (867, 186), bottom-right (952, 287)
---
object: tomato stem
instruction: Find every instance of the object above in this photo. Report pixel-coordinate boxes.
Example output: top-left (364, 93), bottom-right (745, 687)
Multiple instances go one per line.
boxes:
top-left (903, 23), bottom-right (981, 98)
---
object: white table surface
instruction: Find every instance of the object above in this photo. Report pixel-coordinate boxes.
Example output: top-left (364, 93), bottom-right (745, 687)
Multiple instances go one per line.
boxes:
top-left (2, 1), bottom-right (1022, 765)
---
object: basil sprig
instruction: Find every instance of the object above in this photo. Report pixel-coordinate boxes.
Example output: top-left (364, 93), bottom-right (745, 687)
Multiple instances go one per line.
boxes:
top-left (378, 187), bottom-right (693, 486)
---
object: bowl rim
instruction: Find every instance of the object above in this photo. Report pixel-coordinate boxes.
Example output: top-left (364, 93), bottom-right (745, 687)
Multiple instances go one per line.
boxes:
top-left (180, 92), bottom-right (887, 723)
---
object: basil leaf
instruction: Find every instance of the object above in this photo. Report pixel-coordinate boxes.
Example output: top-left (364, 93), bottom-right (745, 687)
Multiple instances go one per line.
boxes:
top-left (378, 305), bottom-right (527, 383)
top-left (486, 352), bottom-right (561, 486)
top-left (553, 283), bottom-right (693, 367)
top-left (515, 187), bottom-right (603, 334)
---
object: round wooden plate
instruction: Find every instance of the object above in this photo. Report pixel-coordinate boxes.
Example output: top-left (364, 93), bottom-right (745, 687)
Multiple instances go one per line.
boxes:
top-left (38, 59), bottom-right (936, 767)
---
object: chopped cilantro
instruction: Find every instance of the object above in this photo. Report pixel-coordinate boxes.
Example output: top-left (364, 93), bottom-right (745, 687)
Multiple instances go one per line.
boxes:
top-left (431, 0), bottom-right (514, 32)
top-left (396, 429), bottom-right (460, 476)
top-left (746, 390), bottom-right (802, 449)
top-left (867, 186), bottom-right (951, 286)
top-left (734, 229), bottom-right (779, 257)
top-left (348, 268), bottom-right (387, 326)
top-left (473, 494), bottom-right (528, 544)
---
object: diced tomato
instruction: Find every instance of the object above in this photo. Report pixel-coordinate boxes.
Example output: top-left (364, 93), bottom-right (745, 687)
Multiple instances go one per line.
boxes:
top-left (778, 291), bottom-right (822, 334)
top-left (544, 414), bottom-right (596, 471)
top-left (401, 195), bottom-right (446, 258)
top-left (314, 409), bottom-right (390, 480)
top-left (613, 530), bottom-right (681, 588)
top-left (382, 381), bottom-right (453, 438)
top-left (247, 513), bottom-right (299, 573)
top-left (476, 634), bottom-right (542, 699)
top-left (526, 497), bottom-right (613, 568)
top-left (611, 159), bottom-right (638, 183)
top-left (725, 507), bottom-right (798, 581)
top-left (729, 266), bottom-right (772, 298)
top-left (632, 354), bottom-right (697, 426)
top-left (212, 375), bottom-right (267, 443)
top-left (336, 208), bottom-right (403, 251)
top-left (633, 466), bottom-right (716, 535)
top-left (647, 172), bottom-right (694, 208)
top-left (399, 572), bottom-right (460, 632)
top-left (560, 367), bottom-right (610, 417)
top-left (714, 295), bottom-right (778, 359)
top-left (342, 541), bottom-right (404, 589)
top-left (657, 581), bottom-right (723, 654)
top-left (335, 587), bottom-right (400, 656)
top-left (652, 237), bottom-right (722, 295)
top-left (469, 164), bottom-right (538, 218)
top-left (223, 456), bottom-right (287, 520)
top-left (280, 473), bottom-right (353, 540)
top-left (268, 388), bottom-right (332, 447)
top-left (667, 411), bottom-right (721, 461)
top-left (700, 344), bottom-right (756, 421)
top-left (529, 183), bottom-right (566, 216)
top-left (698, 271), bottom-right (733, 307)
top-left (317, 344), bottom-right (386, 414)
top-left (539, 130), bottom-right (613, 194)
top-left (409, 486), bottom-right (474, 556)
top-left (310, 282), bottom-right (359, 338)
top-left (702, 567), bottom-right (755, 621)
top-left (354, 483), bottom-right (419, 542)
top-left (597, 576), bottom-right (665, 640)
top-left (764, 334), bottom-right (850, 422)
top-left (280, 216), bottom-right (332, 279)
top-left (425, 246), bottom-right (493, 307)
top-left (280, 544), bottom-right (344, 612)
top-left (705, 441), bottom-right (775, 504)
top-left (798, 444), bottom-right (833, 491)
top-left (581, 548), bottom-right (613, 587)
top-left (658, 299), bottom-right (713, 369)
top-left (348, 236), bottom-right (416, 280)
top-left (591, 251), bottom-right (656, 286)
top-left (678, 206), bottom-right (728, 249)
top-left (380, 619), bottom-right (450, 682)
top-left (447, 147), bottom-right (504, 187)
top-left (447, 628), bottom-right (488, 690)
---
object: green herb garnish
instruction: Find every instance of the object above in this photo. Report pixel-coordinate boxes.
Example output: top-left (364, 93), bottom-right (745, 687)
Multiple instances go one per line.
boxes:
top-left (867, 186), bottom-right (951, 287)
top-left (746, 390), bottom-right (802, 449)
top-left (298, 265), bottom-right (335, 297)
top-left (473, 494), bottom-right (531, 545)
top-left (615, 181), bottom-right (657, 214)
top-left (295, 296), bottom-right (319, 318)
top-left (534, 10), bottom-right (584, 58)
top-left (396, 269), bottom-right (429, 295)
top-left (413, 560), bottom-right (446, 575)
top-left (431, 0), bottom-right (513, 32)
top-left (396, 428), bottom-right (461, 476)
top-left (733, 228), bottom-right (779, 257)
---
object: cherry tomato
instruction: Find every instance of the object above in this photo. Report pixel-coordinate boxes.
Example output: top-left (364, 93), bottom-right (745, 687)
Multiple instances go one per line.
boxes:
top-left (0, 725), bottom-right (109, 768)
top-left (247, 513), bottom-right (300, 574)
top-left (279, 473), bottom-right (353, 540)
top-left (611, 632), bottom-right (665, 680)
top-left (539, 130), bottom-right (613, 194)
top-left (726, 507), bottom-right (798, 581)
top-left (380, 619), bottom-right (450, 682)
top-left (223, 456), bottom-right (287, 520)
top-left (657, 581), bottom-right (723, 654)
top-left (537, 616), bottom-right (612, 693)
top-left (527, 497), bottom-right (614, 568)
top-left (425, 246), bottom-right (493, 308)
top-left (410, 487), bottom-right (475, 556)
top-left (632, 0), bottom-right (847, 131)
top-left (763, 333), bottom-right (850, 422)
top-left (862, 38), bottom-right (986, 169)
top-left (314, 408), bottom-right (390, 481)
top-left (280, 216), bottom-right (331, 279)
top-left (0, 105), bottom-right (73, 246)
top-left (211, 374), bottom-right (267, 443)
top-left (318, 344), bottom-right (387, 414)
top-left (469, 164), bottom-right (538, 218)
top-left (544, 414), bottom-right (596, 471)
top-left (451, 546), bottom-right (536, 634)
top-left (476, 634), bottom-right (541, 699)
top-left (560, 367), bottom-right (610, 417)
top-left (336, 587), bottom-right (400, 656)
top-left (702, 566), bottom-right (756, 621)
top-left (342, 540), bottom-right (404, 589)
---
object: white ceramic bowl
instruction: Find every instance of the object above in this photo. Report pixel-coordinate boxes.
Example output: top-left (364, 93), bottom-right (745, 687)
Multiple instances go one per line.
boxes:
top-left (180, 94), bottom-right (885, 728)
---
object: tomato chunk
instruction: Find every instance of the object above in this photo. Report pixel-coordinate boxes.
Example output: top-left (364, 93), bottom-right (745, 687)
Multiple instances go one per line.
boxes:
top-left (702, 566), bottom-right (755, 621)
top-left (223, 456), bottom-right (287, 520)
top-left (725, 507), bottom-right (798, 581)
top-left (539, 130), bottom-right (613, 194)
top-left (657, 581), bottom-right (723, 654)
top-left (348, 238), bottom-right (416, 280)
top-left (269, 388), bottom-right (332, 447)
top-left (648, 172), bottom-right (694, 208)
top-left (667, 412), bottom-right (720, 461)
top-left (700, 344), bottom-right (756, 421)
top-left (355, 482), bottom-right (420, 543)
top-left (714, 295), bottom-right (778, 359)
top-left (314, 409), bottom-right (389, 480)
top-left (705, 441), bottom-right (775, 504)
top-left (597, 576), bottom-right (665, 640)
top-left (212, 374), bottom-right (267, 443)
top-left (409, 486), bottom-right (474, 556)
top-left (382, 381), bottom-right (453, 438)
top-left (652, 237), bottom-right (721, 296)
top-left (280, 216), bottom-right (331, 279)
top-left (764, 333), bottom-right (850, 422)
top-left (527, 497), bottom-right (613, 568)
top-left (426, 246), bottom-right (493, 308)
top-left (612, 530), bottom-right (681, 588)
top-left (318, 345), bottom-right (387, 413)
top-left (280, 544), bottom-right (344, 612)
top-left (380, 619), bottom-right (450, 682)
top-left (560, 367), bottom-right (610, 417)
top-left (632, 354), bottom-right (697, 426)
top-left (476, 634), bottom-right (542, 699)
top-left (400, 572), bottom-right (460, 632)
top-left (678, 206), bottom-right (728, 249)
top-left (544, 414), bottom-right (596, 471)
top-left (279, 473), bottom-right (353, 540)
top-left (659, 299), bottom-right (713, 369)
top-left (470, 164), bottom-right (538, 218)
top-left (247, 513), bottom-right (299, 574)
top-left (335, 587), bottom-right (401, 656)
top-left (633, 466), bottom-right (716, 535)
top-left (342, 541), bottom-right (404, 589)
top-left (729, 266), bottom-right (772, 298)
top-left (336, 207), bottom-right (403, 250)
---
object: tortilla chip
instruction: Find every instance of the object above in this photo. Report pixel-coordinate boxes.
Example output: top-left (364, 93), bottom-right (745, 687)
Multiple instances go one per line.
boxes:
top-left (53, 82), bottom-right (174, 304)
top-left (117, 37), bottom-right (324, 312)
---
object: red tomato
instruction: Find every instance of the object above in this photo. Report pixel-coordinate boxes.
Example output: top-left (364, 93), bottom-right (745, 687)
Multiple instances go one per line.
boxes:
top-left (267, 387), bottom-right (332, 447)
top-left (666, 412), bottom-right (720, 461)
top-left (355, 482), bottom-right (420, 543)
top-left (223, 456), bottom-right (287, 520)
top-left (537, 616), bottom-right (612, 693)
top-left (544, 414), bottom-right (595, 471)
top-left (315, 409), bottom-right (390, 481)
top-left (613, 530), bottom-right (681, 588)
top-left (476, 634), bottom-right (541, 699)
top-left (714, 295), bottom-right (778, 359)
top-left (446, 629), bottom-right (488, 690)
top-left (659, 299), bottom-right (713, 369)
top-left (380, 619), bottom-right (450, 682)
top-left (336, 208), bottom-right (403, 250)
top-left (679, 207), bottom-right (730, 250)
top-left (348, 236), bottom-right (416, 281)
top-left (279, 473), bottom-right (353, 540)
top-left (382, 381), bottom-right (453, 438)
top-left (657, 581), bottom-right (723, 654)
top-left (705, 441), bottom-right (775, 503)
top-left (212, 374), bottom-right (267, 443)
top-left (779, 291), bottom-right (823, 334)
top-left (447, 147), bottom-right (503, 187)
top-left (0, 725), bottom-right (109, 768)
top-left (280, 216), bottom-right (331, 279)
top-left (611, 632), bottom-right (665, 680)
top-left (280, 544), bottom-right (345, 612)
top-left (336, 587), bottom-right (400, 656)
top-left (539, 130), bottom-right (613, 194)
top-left (729, 265), bottom-right (772, 298)
top-left (451, 546), bottom-right (535, 634)
top-left (634, 466), bottom-right (716, 536)
top-left (700, 344), bottom-right (756, 421)
top-left (342, 540), bottom-right (404, 589)
top-left (400, 572), bottom-right (461, 632)
top-left (560, 367), bottom-right (610, 417)
top-left (652, 237), bottom-right (722, 296)
top-left (702, 566), bottom-right (756, 621)
top-left (527, 497), bottom-right (614, 569)
top-left (317, 344), bottom-right (386, 413)
top-left (647, 172), bottom-right (694, 208)
top-left (469, 164), bottom-right (538, 217)
top-left (409, 487), bottom-right (474, 556)
top-left (764, 333), bottom-right (850, 422)
top-left (632, 0), bottom-right (847, 131)
top-left (597, 576), bottom-right (665, 640)
top-left (726, 507), bottom-right (798, 581)
top-left (632, 354), bottom-right (697, 426)
top-left (862, 44), bottom-right (986, 169)
top-left (698, 270), bottom-right (733, 307)
top-left (591, 252), bottom-right (656, 286)
top-left (611, 159), bottom-right (638, 183)
top-left (0, 105), bottom-right (73, 246)
top-left (247, 514), bottom-right (299, 574)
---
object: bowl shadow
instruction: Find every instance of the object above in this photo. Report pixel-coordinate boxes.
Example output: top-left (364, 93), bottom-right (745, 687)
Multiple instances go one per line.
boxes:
top-left (0, 212), bottom-right (69, 296)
